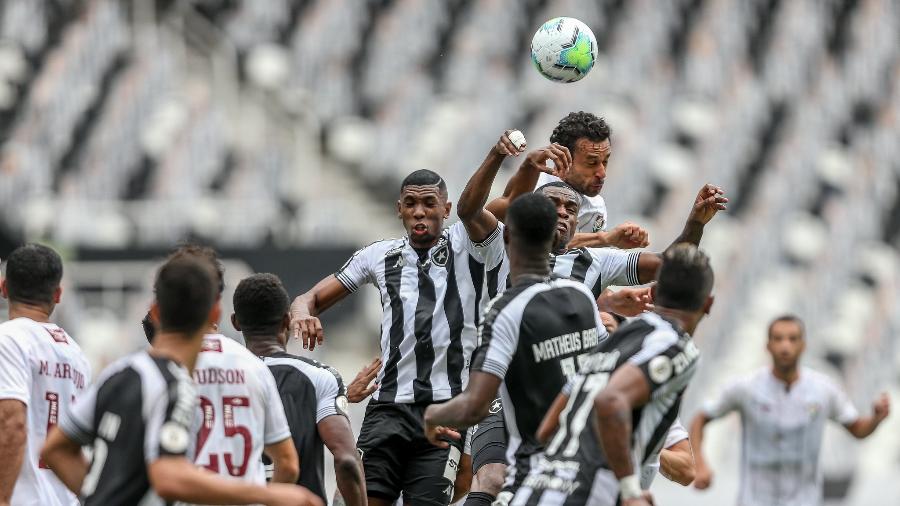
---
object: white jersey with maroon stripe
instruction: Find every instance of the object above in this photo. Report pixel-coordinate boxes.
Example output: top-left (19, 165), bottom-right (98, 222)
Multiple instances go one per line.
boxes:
top-left (188, 334), bottom-right (291, 487)
top-left (0, 317), bottom-right (91, 506)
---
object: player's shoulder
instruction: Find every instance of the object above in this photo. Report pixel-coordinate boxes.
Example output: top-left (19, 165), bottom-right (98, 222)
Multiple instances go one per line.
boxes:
top-left (547, 274), bottom-right (597, 299)
top-left (264, 353), bottom-right (343, 388)
top-left (96, 350), bottom-right (175, 392)
top-left (534, 172), bottom-right (563, 188)
top-left (800, 367), bottom-right (842, 390)
top-left (356, 237), bottom-right (406, 257)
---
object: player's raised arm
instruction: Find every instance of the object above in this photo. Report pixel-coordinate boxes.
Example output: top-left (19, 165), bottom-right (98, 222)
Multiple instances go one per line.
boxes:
top-left (635, 184), bottom-right (728, 284)
top-left (483, 143), bottom-right (571, 222)
top-left (457, 129), bottom-right (527, 241)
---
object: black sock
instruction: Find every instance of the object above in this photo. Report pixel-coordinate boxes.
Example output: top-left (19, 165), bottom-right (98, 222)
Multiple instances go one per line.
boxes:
top-left (463, 491), bottom-right (495, 506)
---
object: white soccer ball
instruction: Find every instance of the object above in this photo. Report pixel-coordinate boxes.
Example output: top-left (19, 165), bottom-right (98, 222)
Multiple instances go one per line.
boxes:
top-left (530, 17), bottom-right (598, 83)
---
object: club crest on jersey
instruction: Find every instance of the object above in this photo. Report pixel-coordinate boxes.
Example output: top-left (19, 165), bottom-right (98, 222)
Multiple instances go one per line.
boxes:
top-left (489, 398), bottom-right (503, 414)
top-left (648, 356), bottom-right (673, 384)
top-left (431, 242), bottom-right (450, 267)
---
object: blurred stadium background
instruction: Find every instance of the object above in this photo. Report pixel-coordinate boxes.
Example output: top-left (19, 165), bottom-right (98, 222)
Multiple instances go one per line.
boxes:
top-left (0, 0), bottom-right (898, 504)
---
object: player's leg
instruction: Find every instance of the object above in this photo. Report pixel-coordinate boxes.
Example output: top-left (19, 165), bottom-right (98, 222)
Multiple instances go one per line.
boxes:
top-left (356, 401), bottom-right (413, 504)
top-left (402, 404), bottom-right (465, 506)
top-left (465, 400), bottom-right (509, 505)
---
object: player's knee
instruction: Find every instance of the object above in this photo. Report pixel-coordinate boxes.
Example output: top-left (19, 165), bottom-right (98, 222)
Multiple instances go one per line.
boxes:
top-left (472, 463), bottom-right (506, 495)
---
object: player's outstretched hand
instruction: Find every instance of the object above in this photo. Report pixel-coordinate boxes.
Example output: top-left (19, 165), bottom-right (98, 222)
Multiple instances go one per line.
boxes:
top-left (493, 129), bottom-right (527, 157)
top-left (520, 143), bottom-right (572, 179)
top-left (347, 357), bottom-right (382, 403)
top-left (688, 184), bottom-right (728, 225)
top-left (873, 392), bottom-right (890, 422)
top-left (607, 222), bottom-right (650, 249)
top-left (290, 297), bottom-right (324, 351)
top-left (604, 287), bottom-right (653, 317)
top-left (693, 462), bottom-right (713, 490)
top-left (264, 482), bottom-right (324, 506)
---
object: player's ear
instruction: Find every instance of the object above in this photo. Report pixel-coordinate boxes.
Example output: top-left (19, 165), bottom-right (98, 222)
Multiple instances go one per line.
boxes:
top-left (150, 302), bottom-right (161, 324)
top-left (650, 284), bottom-right (658, 302)
top-left (207, 300), bottom-right (222, 329)
top-left (279, 313), bottom-right (291, 346)
top-left (53, 286), bottom-right (62, 304)
top-left (444, 200), bottom-right (452, 219)
top-left (703, 295), bottom-right (714, 315)
top-left (503, 224), bottom-right (510, 246)
top-left (396, 200), bottom-right (402, 218)
top-left (0, 279), bottom-right (7, 300)
top-left (230, 313), bottom-right (241, 332)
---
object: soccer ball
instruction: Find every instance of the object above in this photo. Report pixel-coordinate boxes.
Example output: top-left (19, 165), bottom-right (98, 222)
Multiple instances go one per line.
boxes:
top-left (531, 17), bottom-right (598, 83)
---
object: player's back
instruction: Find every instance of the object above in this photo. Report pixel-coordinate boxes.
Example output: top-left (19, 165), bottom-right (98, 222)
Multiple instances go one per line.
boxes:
top-left (263, 352), bottom-right (348, 501)
top-left (190, 334), bottom-right (291, 486)
top-left (0, 317), bottom-right (90, 506)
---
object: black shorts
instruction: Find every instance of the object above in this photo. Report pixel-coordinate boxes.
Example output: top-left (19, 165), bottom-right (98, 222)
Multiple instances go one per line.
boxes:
top-left (357, 400), bottom-right (464, 505)
top-left (469, 398), bottom-right (508, 474)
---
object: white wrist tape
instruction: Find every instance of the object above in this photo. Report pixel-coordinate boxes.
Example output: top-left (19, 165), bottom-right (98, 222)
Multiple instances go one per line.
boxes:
top-left (508, 130), bottom-right (527, 151)
top-left (619, 475), bottom-right (642, 500)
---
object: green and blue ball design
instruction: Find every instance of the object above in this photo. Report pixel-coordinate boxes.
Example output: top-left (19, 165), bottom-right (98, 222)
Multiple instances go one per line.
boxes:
top-left (531, 17), bottom-right (598, 83)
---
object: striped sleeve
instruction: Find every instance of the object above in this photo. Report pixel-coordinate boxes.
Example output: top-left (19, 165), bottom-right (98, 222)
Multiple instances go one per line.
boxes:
top-left (470, 305), bottom-right (519, 380)
top-left (450, 221), bottom-right (505, 269)
top-left (313, 366), bottom-right (348, 423)
top-left (59, 384), bottom-right (98, 445)
top-left (589, 248), bottom-right (641, 290)
top-left (335, 245), bottom-right (376, 293)
top-left (629, 333), bottom-right (699, 394)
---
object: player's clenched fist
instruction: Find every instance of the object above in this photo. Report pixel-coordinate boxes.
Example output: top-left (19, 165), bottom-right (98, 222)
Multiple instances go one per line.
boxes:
top-left (494, 129), bottom-right (528, 157)
top-left (290, 296), bottom-right (324, 351)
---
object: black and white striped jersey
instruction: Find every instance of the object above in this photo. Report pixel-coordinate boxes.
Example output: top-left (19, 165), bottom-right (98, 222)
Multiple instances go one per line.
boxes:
top-left (513, 312), bottom-right (700, 506)
top-left (263, 352), bottom-right (348, 502)
top-left (549, 247), bottom-right (641, 299)
top-left (470, 274), bottom-right (604, 490)
top-left (488, 244), bottom-right (641, 314)
top-left (335, 221), bottom-right (505, 403)
top-left (59, 351), bottom-right (196, 506)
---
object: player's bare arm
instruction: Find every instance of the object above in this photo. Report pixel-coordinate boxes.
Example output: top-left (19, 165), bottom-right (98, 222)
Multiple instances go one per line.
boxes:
top-left (845, 392), bottom-right (890, 438)
top-left (688, 412), bottom-right (714, 489)
top-left (0, 399), bottom-right (28, 502)
top-left (484, 143), bottom-right (572, 221)
top-left (567, 222), bottom-right (651, 250)
top-left (423, 371), bottom-right (503, 447)
top-left (290, 275), bottom-right (351, 350)
top-left (536, 391), bottom-right (570, 444)
top-left (598, 286), bottom-right (654, 317)
top-left (148, 456), bottom-right (322, 506)
top-left (635, 184), bottom-right (728, 284)
top-left (659, 438), bottom-right (695, 486)
top-left (264, 438), bottom-right (300, 484)
top-left (346, 357), bottom-right (381, 403)
top-left (319, 415), bottom-right (366, 506)
top-left (593, 364), bottom-right (654, 506)
top-left (458, 130), bottom-right (527, 242)
top-left (39, 427), bottom-right (89, 495)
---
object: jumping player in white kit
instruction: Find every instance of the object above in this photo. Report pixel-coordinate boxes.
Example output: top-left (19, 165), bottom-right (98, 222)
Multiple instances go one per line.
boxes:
top-left (690, 314), bottom-right (890, 506)
top-left (0, 244), bottom-right (91, 506)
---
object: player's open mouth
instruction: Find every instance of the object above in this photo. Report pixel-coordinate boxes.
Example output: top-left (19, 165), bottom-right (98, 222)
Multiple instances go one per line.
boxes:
top-left (556, 222), bottom-right (568, 234)
top-left (412, 224), bottom-right (428, 235)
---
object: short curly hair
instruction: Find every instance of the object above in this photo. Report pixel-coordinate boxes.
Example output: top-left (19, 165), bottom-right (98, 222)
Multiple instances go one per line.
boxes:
top-left (549, 111), bottom-right (612, 155)
top-left (167, 244), bottom-right (225, 296)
